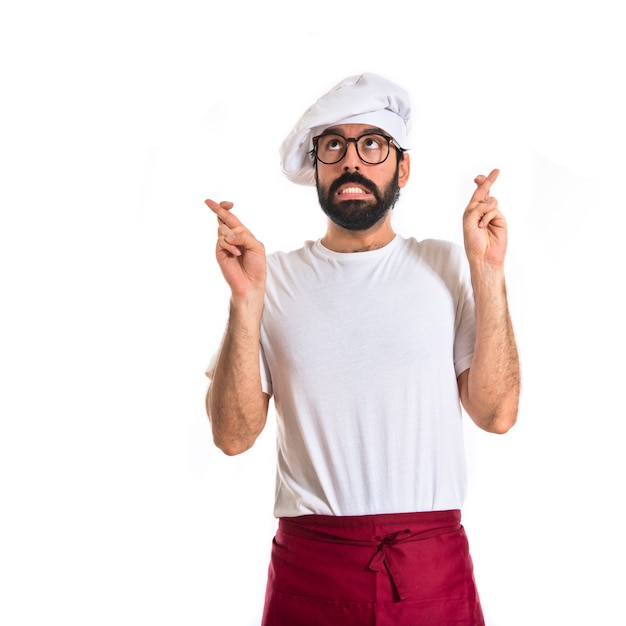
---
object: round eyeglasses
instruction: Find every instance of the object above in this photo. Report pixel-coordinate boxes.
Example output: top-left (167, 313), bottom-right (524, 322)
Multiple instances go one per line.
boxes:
top-left (312, 132), bottom-right (396, 165)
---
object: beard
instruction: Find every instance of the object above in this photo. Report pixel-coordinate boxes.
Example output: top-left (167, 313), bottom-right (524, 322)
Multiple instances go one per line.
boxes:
top-left (316, 167), bottom-right (401, 232)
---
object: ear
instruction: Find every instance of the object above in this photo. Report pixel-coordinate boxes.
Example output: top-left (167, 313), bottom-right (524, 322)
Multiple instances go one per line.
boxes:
top-left (398, 152), bottom-right (410, 188)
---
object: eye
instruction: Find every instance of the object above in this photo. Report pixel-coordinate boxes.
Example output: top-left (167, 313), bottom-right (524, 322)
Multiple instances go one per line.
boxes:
top-left (324, 137), bottom-right (345, 151)
top-left (360, 135), bottom-right (383, 150)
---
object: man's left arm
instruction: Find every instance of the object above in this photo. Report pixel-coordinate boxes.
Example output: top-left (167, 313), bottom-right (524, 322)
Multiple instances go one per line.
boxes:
top-left (457, 169), bottom-right (520, 434)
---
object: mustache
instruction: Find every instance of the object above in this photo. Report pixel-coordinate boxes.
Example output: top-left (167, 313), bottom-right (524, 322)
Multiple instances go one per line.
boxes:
top-left (328, 171), bottom-right (380, 199)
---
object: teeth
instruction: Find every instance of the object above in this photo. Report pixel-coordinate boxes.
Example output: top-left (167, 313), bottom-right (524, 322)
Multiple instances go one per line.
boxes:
top-left (341, 187), bottom-right (365, 194)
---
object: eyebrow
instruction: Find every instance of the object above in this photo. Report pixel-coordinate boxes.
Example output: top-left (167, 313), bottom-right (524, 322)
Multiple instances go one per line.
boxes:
top-left (320, 125), bottom-right (387, 138)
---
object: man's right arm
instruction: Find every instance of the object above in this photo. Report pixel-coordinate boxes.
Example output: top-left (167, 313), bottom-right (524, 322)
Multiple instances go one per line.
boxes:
top-left (205, 199), bottom-right (269, 455)
top-left (207, 302), bottom-right (270, 455)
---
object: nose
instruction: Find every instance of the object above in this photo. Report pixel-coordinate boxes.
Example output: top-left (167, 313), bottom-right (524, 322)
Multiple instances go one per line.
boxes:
top-left (342, 141), bottom-right (361, 171)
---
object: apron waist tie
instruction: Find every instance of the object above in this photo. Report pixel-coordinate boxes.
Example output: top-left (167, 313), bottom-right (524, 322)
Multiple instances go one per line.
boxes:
top-left (280, 511), bottom-right (462, 602)
top-left (366, 525), bottom-right (461, 600)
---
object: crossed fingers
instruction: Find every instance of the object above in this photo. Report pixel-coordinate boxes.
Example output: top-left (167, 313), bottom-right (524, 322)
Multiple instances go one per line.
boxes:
top-left (464, 169), bottom-right (502, 228)
top-left (205, 199), bottom-right (239, 226)
top-left (470, 168), bottom-right (499, 204)
top-left (204, 199), bottom-right (246, 256)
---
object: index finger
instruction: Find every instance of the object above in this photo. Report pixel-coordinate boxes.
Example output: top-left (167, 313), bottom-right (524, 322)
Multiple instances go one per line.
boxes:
top-left (204, 198), bottom-right (242, 228)
top-left (470, 168), bottom-right (500, 203)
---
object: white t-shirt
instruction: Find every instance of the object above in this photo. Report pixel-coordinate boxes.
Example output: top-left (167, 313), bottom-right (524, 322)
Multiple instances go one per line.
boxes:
top-left (258, 235), bottom-right (476, 517)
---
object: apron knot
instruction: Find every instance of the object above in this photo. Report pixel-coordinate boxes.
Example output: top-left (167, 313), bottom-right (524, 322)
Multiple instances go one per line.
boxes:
top-left (367, 530), bottom-right (413, 599)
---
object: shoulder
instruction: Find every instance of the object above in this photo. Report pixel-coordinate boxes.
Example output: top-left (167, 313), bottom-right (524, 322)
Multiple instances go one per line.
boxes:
top-left (398, 237), bottom-right (471, 292)
top-left (401, 236), bottom-right (465, 265)
top-left (267, 241), bottom-right (315, 266)
top-left (266, 241), bottom-right (319, 283)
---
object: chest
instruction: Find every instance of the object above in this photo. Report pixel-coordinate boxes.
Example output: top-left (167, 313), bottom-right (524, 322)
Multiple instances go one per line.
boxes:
top-left (262, 266), bottom-right (458, 381)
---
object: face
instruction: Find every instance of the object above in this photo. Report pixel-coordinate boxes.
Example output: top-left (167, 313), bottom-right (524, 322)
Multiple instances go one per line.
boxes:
top-left (314, 124), bottom-right (410, 232)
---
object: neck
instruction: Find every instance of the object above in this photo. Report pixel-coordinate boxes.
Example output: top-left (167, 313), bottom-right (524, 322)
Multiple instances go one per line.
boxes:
top-left (321, 216), bottom-right (396, 253)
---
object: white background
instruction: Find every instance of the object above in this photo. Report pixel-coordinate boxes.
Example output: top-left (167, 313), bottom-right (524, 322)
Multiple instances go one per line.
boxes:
top-left (1, 1), bottom-right (624, 624)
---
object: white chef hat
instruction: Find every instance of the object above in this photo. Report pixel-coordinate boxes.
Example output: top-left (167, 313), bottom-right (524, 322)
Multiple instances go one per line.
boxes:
top-left (279, 73), bottom-right (412, 186)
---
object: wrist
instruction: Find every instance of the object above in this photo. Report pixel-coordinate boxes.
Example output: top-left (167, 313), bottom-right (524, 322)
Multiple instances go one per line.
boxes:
top-left (229, 289), bottom-right (265, 320)
top-left (469, 261), bottom-right (507, 296)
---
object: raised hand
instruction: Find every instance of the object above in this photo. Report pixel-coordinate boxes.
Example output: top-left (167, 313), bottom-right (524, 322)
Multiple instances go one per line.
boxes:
top-left (462, 169), bottom-right (508, 268)
top-left (205, 199), bottom-right (266, 303)
top-left (457, 169), bottom-right (520, 433)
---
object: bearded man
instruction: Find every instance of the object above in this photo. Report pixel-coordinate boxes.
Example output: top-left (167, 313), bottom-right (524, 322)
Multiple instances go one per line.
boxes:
top-left (205, 73), bottom-right (520, 625)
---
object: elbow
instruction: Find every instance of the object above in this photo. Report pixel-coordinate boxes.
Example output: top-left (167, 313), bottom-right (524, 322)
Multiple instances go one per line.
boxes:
top-left (209, 407), bottom-right (263, 456)
top-left (484, 416), bottom-right (516, 434)
top-left (206, 385), bottom-right (268, 455)
top-left (463, 384), bottom-right (519, 434)
top-left (217, 444), bottom-right (247, 456)
top-left (214, 436), bottom-right (254, 456)
top-left (478, 404), bottom-right (518, 434)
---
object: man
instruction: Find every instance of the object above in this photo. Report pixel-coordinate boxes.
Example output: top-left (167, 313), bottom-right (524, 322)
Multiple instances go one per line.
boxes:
top-left (205, 73), bottom-right (520, 625)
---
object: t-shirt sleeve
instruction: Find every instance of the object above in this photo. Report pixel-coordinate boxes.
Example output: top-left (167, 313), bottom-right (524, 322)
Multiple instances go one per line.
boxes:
top-left (205, 350), bottom-right (219, 380)
top-left (453, 254), bottom-right (476, 376)
top-left (259, 342), bottom-right (273, 396)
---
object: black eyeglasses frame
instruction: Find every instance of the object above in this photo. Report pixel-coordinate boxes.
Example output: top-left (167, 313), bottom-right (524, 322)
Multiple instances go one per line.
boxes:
top-left (311, 132), bottom-right (397, 166)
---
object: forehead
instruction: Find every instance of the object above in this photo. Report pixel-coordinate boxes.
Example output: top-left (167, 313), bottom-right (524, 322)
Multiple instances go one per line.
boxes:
top-left (323, 123), bottom-right (386, 136)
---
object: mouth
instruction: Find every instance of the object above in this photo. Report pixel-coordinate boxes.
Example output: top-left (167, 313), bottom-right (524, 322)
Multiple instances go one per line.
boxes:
top-left (336, 184), bottom-right (373, 199)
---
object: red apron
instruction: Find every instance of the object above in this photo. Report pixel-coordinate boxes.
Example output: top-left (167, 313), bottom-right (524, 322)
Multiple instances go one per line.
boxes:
top-left (262, 510), bottom-right (484, 626)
